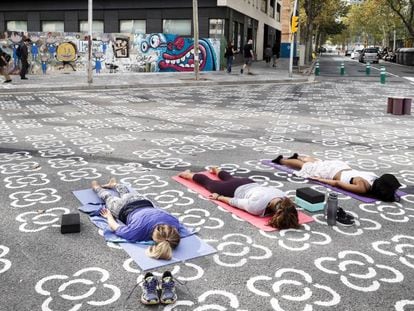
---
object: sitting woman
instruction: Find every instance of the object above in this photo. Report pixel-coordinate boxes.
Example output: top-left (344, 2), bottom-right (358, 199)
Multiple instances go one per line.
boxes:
top-left (273, 153), bottom-right (401, 202)
top-left (91, 178), bottom-right (181, 260)
top-left (179, 167), bottom-right (300, 230)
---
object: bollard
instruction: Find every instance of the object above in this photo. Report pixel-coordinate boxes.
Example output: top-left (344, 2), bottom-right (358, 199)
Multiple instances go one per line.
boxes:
top-left (315, 61), bottom-right (320, 76)
top-left (380, 66), bottom-right (386, 84)
top-left (366, 62), bottom-right (371, 75)
top-left (340, 62), bottom-right (345, 76)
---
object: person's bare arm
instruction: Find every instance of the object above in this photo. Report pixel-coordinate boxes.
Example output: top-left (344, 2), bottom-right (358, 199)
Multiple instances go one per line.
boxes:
top-left (100, 208), bottom-right (120, 231)
top-left (311, 177), bottom-right (368, 194)
top-left (210, 192), bottom-right (232, 205)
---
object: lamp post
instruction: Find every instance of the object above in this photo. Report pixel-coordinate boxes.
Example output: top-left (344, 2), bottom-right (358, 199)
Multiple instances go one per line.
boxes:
top-left (289, 0), bottom-right (298, 78)
top-left (87, 0), bottom-right (93, 84)
top-left (192, 0), bottom-right (200, 80)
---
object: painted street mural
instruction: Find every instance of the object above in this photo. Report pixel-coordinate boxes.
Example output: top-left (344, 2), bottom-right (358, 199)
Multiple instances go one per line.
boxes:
top-left (0, 31), bottom-right (220, 75)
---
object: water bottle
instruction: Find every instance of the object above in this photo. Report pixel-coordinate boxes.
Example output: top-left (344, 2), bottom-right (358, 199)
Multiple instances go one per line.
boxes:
top-left (326, 192), bottom-right (338, 226)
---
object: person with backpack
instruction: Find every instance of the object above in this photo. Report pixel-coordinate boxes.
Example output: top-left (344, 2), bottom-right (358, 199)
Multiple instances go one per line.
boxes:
top-left (0, 47), bottom-right (12, 83)
top-left (19, 38), bottom-right (30, 80)
top-left (224, 40), bottom-right (238, 73)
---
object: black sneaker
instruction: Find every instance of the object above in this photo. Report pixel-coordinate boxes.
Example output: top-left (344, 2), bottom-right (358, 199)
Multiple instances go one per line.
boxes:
top-left (288, 153), bottom-right (299, 160)
top-left (3, 79), bottom-right (12, 83)
top-left (337, 207), bottom-right (354, 220)
top-left (240, 68), bottom-right (244, 74)
top-left (271, 155), bottom-right (283, 164)
top-left (336, 213), bottom-right (354, 226)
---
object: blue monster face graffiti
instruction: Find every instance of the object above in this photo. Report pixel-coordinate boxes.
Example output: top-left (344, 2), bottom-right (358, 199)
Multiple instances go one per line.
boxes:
top-left (140, 34), bottom-right (217, 72)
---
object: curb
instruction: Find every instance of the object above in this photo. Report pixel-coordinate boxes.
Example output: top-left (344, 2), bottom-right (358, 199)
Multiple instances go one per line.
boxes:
top-left (0, 77), bottom-right (312, 93)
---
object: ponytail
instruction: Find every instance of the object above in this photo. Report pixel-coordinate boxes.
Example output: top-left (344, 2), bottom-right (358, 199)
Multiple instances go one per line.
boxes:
top-left (147, 225), bottom-right (181, 260)
top-left (268, 197), bottom-right (300, 230)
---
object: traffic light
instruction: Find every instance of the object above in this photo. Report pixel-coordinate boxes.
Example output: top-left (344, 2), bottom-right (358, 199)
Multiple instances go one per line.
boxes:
top-left (291, 15), bottom-right (299, 33)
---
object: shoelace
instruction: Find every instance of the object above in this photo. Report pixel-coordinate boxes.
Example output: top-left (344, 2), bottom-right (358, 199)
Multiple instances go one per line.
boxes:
top-left (124, 277), bottom-right (158, 308)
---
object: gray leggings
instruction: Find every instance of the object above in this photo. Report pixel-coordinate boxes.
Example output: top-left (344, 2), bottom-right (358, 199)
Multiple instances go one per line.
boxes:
top-left (94, 183), bottom-right (145, 218)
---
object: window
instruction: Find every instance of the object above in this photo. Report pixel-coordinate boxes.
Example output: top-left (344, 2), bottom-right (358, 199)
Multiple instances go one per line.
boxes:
top-left (79, 20), bottom-right (104, 33)
top-left (42, 21), bottom-right (64, 32)
top-left (260, 0), bottom-right (267, 13)
top-left (6, 21), bottom-right (27, 32)
top-left (276, 3), bottom-right (281, 22)
top-left (163, 19), bottom-right (191, 36)
top-left (270, 0), bottom-right (275, 18)
top-left (120, 20), bottom-right (146, 34)
top-left (209, 19), bottom-right (225, 39)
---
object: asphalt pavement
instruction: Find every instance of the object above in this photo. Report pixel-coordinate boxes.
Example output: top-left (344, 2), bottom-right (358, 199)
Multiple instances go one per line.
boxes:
top-left (0, 55), bottom-right (414, 311)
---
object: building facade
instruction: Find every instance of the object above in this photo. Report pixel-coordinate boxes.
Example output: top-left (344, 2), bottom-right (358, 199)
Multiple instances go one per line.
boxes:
top-left (0, 0), bottom-right (283, 60)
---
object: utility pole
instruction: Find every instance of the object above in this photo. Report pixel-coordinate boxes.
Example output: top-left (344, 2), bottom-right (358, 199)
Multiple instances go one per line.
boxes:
top-left (192, 0), bottom-right (200, 80)
top-left (289, 0), bottom-right (299, 78)
top-left (87, 0), bottom-right (93, 84)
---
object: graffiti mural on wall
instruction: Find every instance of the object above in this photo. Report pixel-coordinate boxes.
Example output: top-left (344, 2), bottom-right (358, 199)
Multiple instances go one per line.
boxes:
top-left (0, 31), bottom-right (220, 75)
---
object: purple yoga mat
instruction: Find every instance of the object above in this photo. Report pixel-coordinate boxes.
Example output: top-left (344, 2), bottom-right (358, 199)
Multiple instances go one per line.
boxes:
top-left (261, 159), bottom-right (405, 203)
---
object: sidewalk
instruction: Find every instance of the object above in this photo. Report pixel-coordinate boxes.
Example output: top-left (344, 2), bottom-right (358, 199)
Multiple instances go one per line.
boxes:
top-left (0, 58), bottom-right (311, 93)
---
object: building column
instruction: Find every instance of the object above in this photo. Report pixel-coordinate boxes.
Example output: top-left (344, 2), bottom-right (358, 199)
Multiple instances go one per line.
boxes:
top-left (256, 20), bottom-right (264, 61)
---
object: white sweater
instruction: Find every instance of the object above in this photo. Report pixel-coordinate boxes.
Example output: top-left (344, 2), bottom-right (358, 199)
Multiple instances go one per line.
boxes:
top-left (229, 183), bottom-right (286, 217)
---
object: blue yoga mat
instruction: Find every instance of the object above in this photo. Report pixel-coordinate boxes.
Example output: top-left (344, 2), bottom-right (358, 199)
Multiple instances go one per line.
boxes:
top-left (73, 188), bottom-right (217, 271)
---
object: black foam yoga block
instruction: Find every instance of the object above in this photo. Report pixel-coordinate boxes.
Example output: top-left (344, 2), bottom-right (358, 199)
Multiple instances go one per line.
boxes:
top-left (61, 213), bottom-right (81, 234)
top-left (296, 187), bottom-right (325, 204)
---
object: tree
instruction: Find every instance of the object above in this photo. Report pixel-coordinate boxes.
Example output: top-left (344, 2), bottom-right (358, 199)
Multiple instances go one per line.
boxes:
top-left (385, 0), bottom-right (414, 38)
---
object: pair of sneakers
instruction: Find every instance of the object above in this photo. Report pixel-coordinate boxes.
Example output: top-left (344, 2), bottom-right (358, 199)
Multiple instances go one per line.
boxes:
top-left (336, 207), bottom-right (355, 226)
top-left (141, 271), bottom-right (177, 305)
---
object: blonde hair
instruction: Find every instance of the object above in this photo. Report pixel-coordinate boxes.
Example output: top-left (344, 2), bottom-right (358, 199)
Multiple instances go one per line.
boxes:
top-left (146, 225), bottom-right (180, 260)
top-left (268, 197), bottom-right (300, 230)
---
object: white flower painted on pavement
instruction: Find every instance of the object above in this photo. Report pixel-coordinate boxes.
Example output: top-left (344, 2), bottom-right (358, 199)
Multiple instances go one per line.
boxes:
top-left (151, 137), bottom-right (184, 146)
top-left (0, 161), bottom-right (41, 174)
top-left (32, 140), bottom-right (65, 150)
top-left (259, 134), bottom-right (294, 144)
top-left (378, 154), bottom-right (412, 166)
top-left (39, 148), bottom-right (75, 158)
top-left (16, 207), bottom-right (71, 232)
top-left (400, 170), bottom-right (414, 184)
top-left (121, 175), bottom-right (168, 190)
top-left (48, 157), bottom-right (88, 169)
top-left (342, 145), bottom-right (382, 156)
top-left (254, 145), bottom-right (292, 155)
top-left (359, 201), bottom-right (414, 223)
top-left (200, 141), bottom-right (237, 151)
top-left (0, 136), bottom-right (17, 144)
top-left (105, 163), bottom-right (150, 175)
top-left (184, 135), bottom-right (216, 144)
top-left (372, 235), bottom-right (414, 269)
top-left (145, 190), bottom-right (193, 209)
top-left (211, 164), bottom-right (250, 175)
top-left (9, 188), bottom-right (61, 208)
top-left (313, 213), bottom-right (382, 236)
top-left (260, 223), bottom-right (331, 251)
top-left (35, 267), bottom-right (121, 311)
top-left (176, 208), bottom-right (224, 231)
top-left (133, 149), bottom-right (171, 159)
top-left (231, 138), bottom-right (267, 147)
top-left (313, 149), bottom-right (352, 160)
top-left (395, 300), bottom-right (414, 311)
top-left (57, 168), bottom-right (101, 182)
top-left (247, 268), bottom-right (340, 311)
top-left (0, 245), bottom-right (12, 274)
top-left (104, 134), bottom-right (137, 142)
top-left (79, 144), bottom-right (114, 154)
top-left (169, 145), bottom-right (206, 155)
top-left (4, 173), bottom-right (49, 189)
top-left (148, 158), bottom-right (191, 170)
top-left (314, 250), bottom-right (404, 292)
top-left (244, 159), bottom-right (275, 171)
top-left (70, 137), bottom-right (103, 146)
top-left (164, 290), bottom-right (246, 311)
top-left (210, 233), bottom-right (272, 267)
top-left (78, 119), bottom-right (113, 129)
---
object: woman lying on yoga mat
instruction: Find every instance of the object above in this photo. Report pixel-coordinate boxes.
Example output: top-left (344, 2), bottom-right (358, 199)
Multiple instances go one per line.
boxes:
top-left (272, 153), bottom-right (401, 202)
top-left (91, 178), bottom-right (181, 260)
top-left (179, 167), bottom-right (300, 230)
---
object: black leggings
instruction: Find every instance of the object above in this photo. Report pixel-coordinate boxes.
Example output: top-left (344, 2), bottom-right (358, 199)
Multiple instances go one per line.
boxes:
top-left (193, 171), bottom-right (255, 197)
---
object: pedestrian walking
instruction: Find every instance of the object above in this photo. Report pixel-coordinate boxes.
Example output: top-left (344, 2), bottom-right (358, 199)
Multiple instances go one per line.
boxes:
top-left (19, 38), bottom-right (30, 80)
top-left (264, 45), bottom-right (272, 66)
top-left (224, 41), bottom-right (238, 73)
top-left (241, 39), bottom-right (254, 75)
top-left (0, 47), bottom-right (12, 83)
top-left (272, 43), bottom-right (279, 67)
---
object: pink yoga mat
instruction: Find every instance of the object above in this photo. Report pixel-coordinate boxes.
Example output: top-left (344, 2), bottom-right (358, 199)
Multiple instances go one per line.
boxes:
top-left (173, 172), bottom-right (314, 232)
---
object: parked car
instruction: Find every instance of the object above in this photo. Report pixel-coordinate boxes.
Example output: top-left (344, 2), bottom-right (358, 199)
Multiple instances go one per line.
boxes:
top-left (359, 48), bottom-right (380, 63)
top-left (351, 49), bottom-right (362, 59)
top-left (345, 49), bottom-right (352, 56)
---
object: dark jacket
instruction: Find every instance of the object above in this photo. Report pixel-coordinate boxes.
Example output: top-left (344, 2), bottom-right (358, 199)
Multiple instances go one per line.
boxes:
top-left (20, 43), bottom-right (29, 62)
